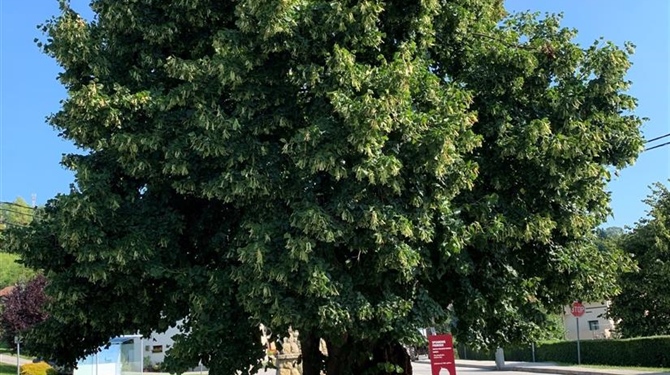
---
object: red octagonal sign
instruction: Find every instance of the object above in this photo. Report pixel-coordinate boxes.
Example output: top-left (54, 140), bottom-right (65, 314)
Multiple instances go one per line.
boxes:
top-left (571, 301), bottom-right (585, 317)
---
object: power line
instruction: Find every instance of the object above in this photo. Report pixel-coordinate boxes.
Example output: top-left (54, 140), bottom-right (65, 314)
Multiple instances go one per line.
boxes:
top-left (0, 201), bottom-right (37, 209)
top-left (645, 141), bottom-right (670, 152)
top-left (0, 207), bottom-right (37, 218)
top-left (646, 133), bottom-right (670, 144)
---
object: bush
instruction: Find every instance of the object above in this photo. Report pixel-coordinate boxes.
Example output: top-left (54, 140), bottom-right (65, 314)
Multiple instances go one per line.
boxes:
top-left (19, 362), bottom-right (57, 375)
top-left (0, 275), bottom-right (49, 349)
top-left (461, 336), bottom-right (670, 368)
top-left (456, 344), bottom-right (495, 360)
top-left (533, 336), bottom-right (670, 368)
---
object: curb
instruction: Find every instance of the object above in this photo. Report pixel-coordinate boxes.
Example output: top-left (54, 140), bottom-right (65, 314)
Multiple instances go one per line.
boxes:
top-left (507, 366), bottom-right (622, 375)
top-left (454, 362), bottom-right (669, 375)
top-left (505, 366), bottom-right (670, 375)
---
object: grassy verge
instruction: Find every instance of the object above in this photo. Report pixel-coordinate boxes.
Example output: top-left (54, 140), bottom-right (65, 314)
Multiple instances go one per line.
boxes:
top-left (0, 340), bottom-right (10, 355)
top-left (0, 363), bottom-right (16, 375)
top-left (562, 363), bottom-right (670, 372)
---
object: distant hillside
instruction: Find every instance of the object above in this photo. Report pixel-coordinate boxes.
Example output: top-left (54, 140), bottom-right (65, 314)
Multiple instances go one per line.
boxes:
top-left (0, 197), bottom-right (38, 288)
top-left (0, 252), bottom-right (34, 289)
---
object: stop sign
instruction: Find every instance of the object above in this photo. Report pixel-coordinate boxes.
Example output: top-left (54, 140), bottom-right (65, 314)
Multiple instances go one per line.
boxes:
top-left (571, 301), bottom-right (585, 317)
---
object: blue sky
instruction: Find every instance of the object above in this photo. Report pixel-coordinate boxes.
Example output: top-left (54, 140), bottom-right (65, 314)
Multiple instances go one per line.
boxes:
top-left (1, 1), bottom-right (668, 228)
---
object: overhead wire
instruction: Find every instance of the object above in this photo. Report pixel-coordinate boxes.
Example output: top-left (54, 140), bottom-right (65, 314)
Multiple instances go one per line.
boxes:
top-left (643, 132), bottom-right (670, 152)
top-left (0, 201), bottom-right (36, 209)
top-left (645, 141), bottom-right (670, 152)
top-left (0, 202), bottom-right (39, 229)
top-left (0, 207), bottom-right (36, 218)
top-left (0, 221), bottom-right (31, 228)
top-left (645, 133), bottom-right (670, 144)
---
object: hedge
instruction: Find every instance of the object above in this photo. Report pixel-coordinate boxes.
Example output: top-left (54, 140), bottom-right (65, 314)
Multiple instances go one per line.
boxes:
top-left (458, 336), bottom-right (670, 368)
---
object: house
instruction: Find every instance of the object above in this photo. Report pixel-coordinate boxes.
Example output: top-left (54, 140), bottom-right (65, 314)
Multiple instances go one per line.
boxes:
top-left (561, 301), bottom-right (615, 340)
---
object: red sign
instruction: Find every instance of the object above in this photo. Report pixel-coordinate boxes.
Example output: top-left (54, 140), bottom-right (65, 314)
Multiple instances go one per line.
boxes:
top-left (428, 334), bottom-right (456, 375)
top-left (571, 301), bottom-right (585, 317)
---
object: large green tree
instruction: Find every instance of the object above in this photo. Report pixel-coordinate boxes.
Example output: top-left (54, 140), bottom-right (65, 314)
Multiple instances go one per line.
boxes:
top-left (8, 1), bottom-right (643, 374)
top-left (608, 183), bottom-right (670, 338)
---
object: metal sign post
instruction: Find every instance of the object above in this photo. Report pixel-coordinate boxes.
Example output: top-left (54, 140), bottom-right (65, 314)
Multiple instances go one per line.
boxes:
top-left (531, 342), bottom-right (536, 362)
top-left (576, 318), bottom-right (581, 364)
top-left (571, 301), bottom-right (585, 365)
top-left (14, 336), bottom-right (21, 375)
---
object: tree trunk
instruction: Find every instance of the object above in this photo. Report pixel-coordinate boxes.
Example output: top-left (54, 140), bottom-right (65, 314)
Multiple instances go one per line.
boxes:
top-left (370, 340), bottom-right (413, 375)
top-left (301, 330), bottom-right (325, 375)
top-left (324, 334), bottom-right (358, 375)
top-left (318, 335), bottom-right (413, 375)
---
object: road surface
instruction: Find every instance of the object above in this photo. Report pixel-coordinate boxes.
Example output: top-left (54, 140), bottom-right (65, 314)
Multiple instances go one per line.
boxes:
top-left (247, 362), bottom-right (562, 375)
top-left (413, 363), bottom-right (544, 375)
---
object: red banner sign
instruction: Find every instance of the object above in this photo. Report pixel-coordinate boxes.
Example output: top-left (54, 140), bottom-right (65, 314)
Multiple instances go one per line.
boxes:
top-left (428, 333), bottom-right (456, 375)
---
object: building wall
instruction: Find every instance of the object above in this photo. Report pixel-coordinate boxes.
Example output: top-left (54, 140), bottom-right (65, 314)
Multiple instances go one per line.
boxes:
top-left (562, 302), bottom-right (615, 340)
top-left (144, 325), bottom-right (181, 365)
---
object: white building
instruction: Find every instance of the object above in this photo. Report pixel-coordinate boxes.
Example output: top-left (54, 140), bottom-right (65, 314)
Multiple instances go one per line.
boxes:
top-left (73, 335), bottom-right (144, 375)
top-left (561, 301), bottom-right (615, 340)
top-left (143, 325), bottom-right (181, 366)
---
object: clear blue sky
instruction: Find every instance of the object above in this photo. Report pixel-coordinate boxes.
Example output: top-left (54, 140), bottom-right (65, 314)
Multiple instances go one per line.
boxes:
top-left (1, 1), bottom-right (668, 228)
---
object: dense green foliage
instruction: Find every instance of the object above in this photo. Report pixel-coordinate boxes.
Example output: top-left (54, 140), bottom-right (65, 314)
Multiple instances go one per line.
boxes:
top-left (608, 183), bottom-right (670, 338)
top-left (8, 0), bottom-right (644, 374)
top-left (474, 336), bottom-right (670, 368)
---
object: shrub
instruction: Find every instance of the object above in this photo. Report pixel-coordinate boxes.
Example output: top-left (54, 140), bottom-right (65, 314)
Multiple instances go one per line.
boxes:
top-left (20, 362), bottom-right (56, 375)
top-left (459, 336), bottom-right (670, 368)
top-left (533, 336), bottom-right (670, 368)
top-left (456, 344), bottom-right (495, 360)
top-left (0, 275), bottom-right (49, 348)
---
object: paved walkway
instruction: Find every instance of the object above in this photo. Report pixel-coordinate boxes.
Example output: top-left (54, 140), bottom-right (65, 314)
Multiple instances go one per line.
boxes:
top-left (0, 353), bottom-right (31, 367)
top-left (3, 354), bottom-right (669, 375)
top-left (453, 359), bottom-right (670, 375)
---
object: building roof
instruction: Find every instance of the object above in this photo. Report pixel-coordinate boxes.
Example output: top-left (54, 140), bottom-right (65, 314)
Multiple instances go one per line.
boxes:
top-left (0, 285), bottom-right (16, 298)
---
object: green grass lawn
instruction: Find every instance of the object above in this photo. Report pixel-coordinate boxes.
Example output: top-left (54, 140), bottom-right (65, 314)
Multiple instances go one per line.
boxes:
top-left (563, 363), bottom-right (670, 372)
top-left (0, 340), bottom-right (10, 355)
top-left (0, 363), bottom-right (16, 375)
